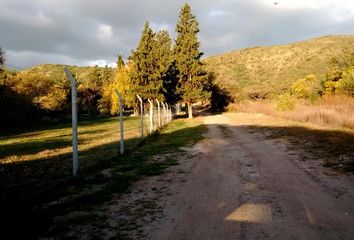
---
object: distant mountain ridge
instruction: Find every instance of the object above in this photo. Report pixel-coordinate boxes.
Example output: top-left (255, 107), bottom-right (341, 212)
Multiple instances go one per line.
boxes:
top-left (205, 35), bottom-right (354, 99)
top-left (16, 35), bottom-right (354, 100)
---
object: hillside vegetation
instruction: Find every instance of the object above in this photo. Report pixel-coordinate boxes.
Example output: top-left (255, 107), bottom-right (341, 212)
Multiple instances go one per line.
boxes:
top-left (205, 35), bottom-right (354, 99)
top-left (14, 64), bottom-right (114, 86)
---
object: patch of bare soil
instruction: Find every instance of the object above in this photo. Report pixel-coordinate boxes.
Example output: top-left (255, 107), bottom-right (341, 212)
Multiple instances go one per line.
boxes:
top-left (65, 113), bottom-right (353, 240)
top-left (146, 113), bottom-right (353, 240)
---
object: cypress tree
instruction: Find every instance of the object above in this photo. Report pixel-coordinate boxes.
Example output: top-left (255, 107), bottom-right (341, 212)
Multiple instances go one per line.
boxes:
top-left (152, 30), bottom-right (179, 103)
top-left (174, 3), bottom-right (209, 118)
top-left (130, 21), bottom-right (162, 100)
top-left (116, 54), bottom-right (125, 69)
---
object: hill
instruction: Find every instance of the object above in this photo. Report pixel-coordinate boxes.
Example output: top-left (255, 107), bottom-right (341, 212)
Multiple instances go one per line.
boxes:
top-left (16, 64), bottom-right (114, 86)
top-left (204, 35), bottom-right (354, 99)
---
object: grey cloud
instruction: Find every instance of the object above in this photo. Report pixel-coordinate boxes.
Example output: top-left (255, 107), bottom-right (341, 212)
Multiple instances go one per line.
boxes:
top-left (0, 0), bottom-right (353, 68)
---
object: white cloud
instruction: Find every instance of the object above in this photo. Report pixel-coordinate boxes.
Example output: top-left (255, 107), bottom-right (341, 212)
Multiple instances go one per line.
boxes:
top-left (0, 0), bottom-right (353, 68)
top-left (209, 10), bottom-right (227, 17)
top-left (6, 50), bottom-right (91, 69)
top-left (97, 24), bottom-right (113, 42)
top-left (86, 59), bottom-right (116, 67)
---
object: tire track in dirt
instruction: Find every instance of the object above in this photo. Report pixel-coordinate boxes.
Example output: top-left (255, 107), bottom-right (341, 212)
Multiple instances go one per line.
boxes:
top-left (148, 114), bottom-right (353, 240)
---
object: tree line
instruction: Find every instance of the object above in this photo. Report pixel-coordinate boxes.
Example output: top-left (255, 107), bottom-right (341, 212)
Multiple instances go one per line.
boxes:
top-left (104, 3), bottom-right (216, 118)
top-left (0, 3), bottom-right (231, 132)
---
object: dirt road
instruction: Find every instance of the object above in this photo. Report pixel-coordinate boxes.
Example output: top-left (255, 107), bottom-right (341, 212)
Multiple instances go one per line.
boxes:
top-left (145, 113), bottom-right (353, 240)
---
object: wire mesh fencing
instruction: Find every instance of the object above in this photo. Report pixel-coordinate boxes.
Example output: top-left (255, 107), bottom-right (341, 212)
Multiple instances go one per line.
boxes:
top-left (0, 70), bottom-right (175, 199)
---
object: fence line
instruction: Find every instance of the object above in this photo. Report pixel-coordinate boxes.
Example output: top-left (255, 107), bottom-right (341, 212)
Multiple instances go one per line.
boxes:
top-left (0, 69), bottom-right (176, 181)
top-left (62, 68), bottom-right (174, 176)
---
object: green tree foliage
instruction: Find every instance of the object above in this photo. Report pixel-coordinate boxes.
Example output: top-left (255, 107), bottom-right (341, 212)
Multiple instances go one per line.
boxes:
top-left (324, 52), bottom-right (354, 95)
top-left (162, 61), bottom-right (180, 104)
top-left (152, 30), bottom-right (180, 103)
top-left (130, 22), bottom-right (162, 101)
top-left (291, 74), bottom-right (320, 99)
top-left (77, 65), bottom-right (114, 117)
top-left (116, 54), bottom-right (125, 68)
top-left (174, 3), bottom-right (209, 118)
top-left (336, 67), bottom-right (354, 96)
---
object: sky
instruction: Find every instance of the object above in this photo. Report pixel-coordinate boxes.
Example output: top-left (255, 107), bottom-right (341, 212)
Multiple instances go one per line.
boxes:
top-left (0, 0), bottom-right (353, 69)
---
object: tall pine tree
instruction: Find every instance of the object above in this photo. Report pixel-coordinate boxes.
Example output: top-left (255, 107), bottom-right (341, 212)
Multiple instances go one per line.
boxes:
top-left (174, 3), bottom-right (209, 118)
top-left (130, 22), bottom-right (162, 101)
top-left (152, 30), bottom-right (179, 103)
top-left (116, 54), bottom-right (125, 69)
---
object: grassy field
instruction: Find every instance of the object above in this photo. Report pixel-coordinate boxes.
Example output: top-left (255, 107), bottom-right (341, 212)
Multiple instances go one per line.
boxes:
top-left (0, 116), bottom-right (207, 239)
top-left (0, 116), bottom-right (144, 183)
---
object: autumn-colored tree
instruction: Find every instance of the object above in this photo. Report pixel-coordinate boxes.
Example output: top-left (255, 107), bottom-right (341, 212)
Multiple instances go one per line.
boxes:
top-left (336, 67), bottom-right (354, 96)
top-left (324, 52), bottom-right (354, 94)
top-left (291, 74), bottom-right (320, 98)
top-left (99, 55), bottom-right (137, 115)
top-left (116, 54), bottom-right (125, 69)
top-left (174, 3), bottom-right (209, 118)
top-left (111, 60), bottom-right (137, 114)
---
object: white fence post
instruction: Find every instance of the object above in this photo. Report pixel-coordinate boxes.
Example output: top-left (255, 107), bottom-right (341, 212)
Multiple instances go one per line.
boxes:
top-left (176, 103), bottom-right (180, 114)
top-left (64, 67), bottom-right (79, 177)
top-left (136, 95), bottom-right (144, 138)
top-left (169, 104), bottom-right (172, 122)
top-left (156, 99), bottom-right (161, 128)
top-left (114, 89), bottom-right (124, 154)
top-left (161, 102), bottom-right (166, 125)
top-left (148, 99), bottom-right (154, 134)
top-left (166, 103), bottom-right (169, 123)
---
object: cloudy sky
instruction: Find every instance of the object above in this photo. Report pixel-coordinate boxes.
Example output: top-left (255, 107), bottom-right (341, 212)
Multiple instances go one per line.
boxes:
top-left (1, 0), bottom-right (353, 69)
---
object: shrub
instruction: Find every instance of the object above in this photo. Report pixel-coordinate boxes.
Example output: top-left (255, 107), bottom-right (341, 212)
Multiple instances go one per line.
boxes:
top-left (291, 74), bottom-right (320, 98)
top-left (276, 92), bottom-right (296, 111)
top-left (336, 67), bottom-right (354, 96)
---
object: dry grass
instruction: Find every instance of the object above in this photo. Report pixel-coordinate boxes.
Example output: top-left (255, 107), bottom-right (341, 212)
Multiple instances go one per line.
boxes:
top-left (205, 35), bottom-right (354, 98)
top-left (229, 95), bottom-right (354, 129)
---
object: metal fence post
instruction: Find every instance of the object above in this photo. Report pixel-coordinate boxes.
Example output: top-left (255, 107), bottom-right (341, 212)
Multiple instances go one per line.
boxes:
top-left (64, 67), bottom-right (79, 177)
top-left (161, 102), bottom-right (165, 126)
top-left (114, 89), bottom-right (124, 154)
top-left (169, 104), bottom-right (172, 122)
top-left (176, 103), bottom-right (180, 114)
top-left (166, 103), bottom-right (169, 123)
top-left (156, 99), bottom-right (161, 128)
top-left (136, 95), bottom-right (144, 138)
top-left (148, 99), bottom-right (154, 134)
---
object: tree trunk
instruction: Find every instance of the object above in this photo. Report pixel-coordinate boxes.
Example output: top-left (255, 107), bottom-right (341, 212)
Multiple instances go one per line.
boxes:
top-left (86, 106), bottom-right (91, 119)
top-left (187, 102), bottom-right (193, 119)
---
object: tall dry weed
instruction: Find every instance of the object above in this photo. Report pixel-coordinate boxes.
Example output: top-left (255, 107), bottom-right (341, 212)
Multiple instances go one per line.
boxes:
top-left (229, 95), bottom-right (354, 129)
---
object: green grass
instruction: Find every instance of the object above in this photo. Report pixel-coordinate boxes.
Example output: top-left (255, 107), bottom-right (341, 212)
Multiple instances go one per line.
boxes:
top-left (0, 116), bottom-right (148, 213)
top-left (0, 117), bottom-right (206, 239)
